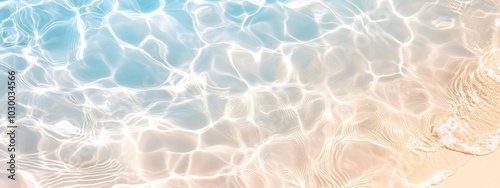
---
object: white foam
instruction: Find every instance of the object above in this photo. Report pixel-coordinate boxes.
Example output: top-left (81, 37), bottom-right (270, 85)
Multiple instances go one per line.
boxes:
top-left (436, 118), bottom-right (462, 147)
top-left (437, 117), bottom-right (500, 155)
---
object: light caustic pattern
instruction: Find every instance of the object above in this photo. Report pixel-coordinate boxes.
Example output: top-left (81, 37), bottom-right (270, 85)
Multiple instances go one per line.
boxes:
top-left (0, 0), bottom-right (499, 187)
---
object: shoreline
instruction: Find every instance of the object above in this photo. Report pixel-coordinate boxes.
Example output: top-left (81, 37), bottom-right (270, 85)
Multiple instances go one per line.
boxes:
top-left (432, 149), bottom-right (500, 188)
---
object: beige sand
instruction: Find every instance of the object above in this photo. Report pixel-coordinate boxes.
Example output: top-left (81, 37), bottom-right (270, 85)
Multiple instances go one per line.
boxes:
top-left (433, 149), bottom-right (500, 188)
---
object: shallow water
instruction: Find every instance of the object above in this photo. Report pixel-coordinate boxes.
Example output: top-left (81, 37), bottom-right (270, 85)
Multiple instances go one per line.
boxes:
top-left (0, 0), bottom-right (499, 187)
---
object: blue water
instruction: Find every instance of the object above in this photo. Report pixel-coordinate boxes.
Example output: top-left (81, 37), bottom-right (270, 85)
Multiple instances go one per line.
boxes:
top-left (1, 0), bottom-right (500, 187)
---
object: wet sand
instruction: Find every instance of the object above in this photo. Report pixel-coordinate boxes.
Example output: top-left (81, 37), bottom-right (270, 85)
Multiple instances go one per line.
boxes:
top-left (433, 150), bottom-right (500, 188)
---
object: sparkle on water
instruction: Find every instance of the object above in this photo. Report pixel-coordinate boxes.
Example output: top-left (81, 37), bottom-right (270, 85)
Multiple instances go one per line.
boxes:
top-left (0, 0), bottom-right (499, 187)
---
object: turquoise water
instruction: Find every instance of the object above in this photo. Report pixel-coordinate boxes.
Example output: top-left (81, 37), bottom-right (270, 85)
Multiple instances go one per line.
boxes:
top-left (1, 0), bottom-right (500, 187)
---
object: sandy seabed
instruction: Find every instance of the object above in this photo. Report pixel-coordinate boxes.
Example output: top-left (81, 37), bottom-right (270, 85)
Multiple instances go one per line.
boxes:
top-left (0, 0), bottom-right (499, 187)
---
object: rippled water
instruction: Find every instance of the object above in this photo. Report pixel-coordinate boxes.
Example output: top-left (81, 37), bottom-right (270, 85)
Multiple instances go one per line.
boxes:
top-left (0, 0), bottom-right (499, 187)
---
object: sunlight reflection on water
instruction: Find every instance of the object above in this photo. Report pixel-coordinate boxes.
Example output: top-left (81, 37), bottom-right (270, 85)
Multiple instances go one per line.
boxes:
top-left (0, 0), bottom-right (499, 187)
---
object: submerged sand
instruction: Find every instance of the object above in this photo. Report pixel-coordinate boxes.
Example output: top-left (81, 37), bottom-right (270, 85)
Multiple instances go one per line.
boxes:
top-left (0, 0), bottom-right (498, 187)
